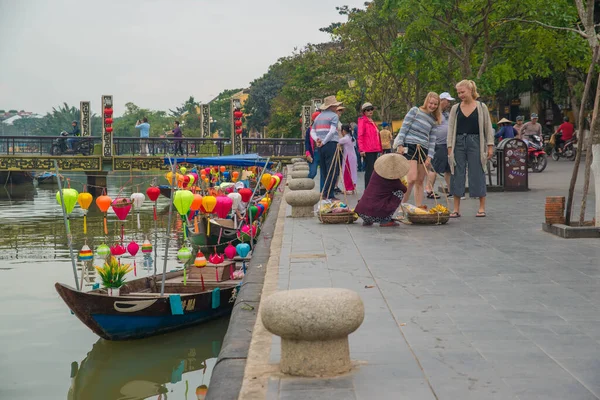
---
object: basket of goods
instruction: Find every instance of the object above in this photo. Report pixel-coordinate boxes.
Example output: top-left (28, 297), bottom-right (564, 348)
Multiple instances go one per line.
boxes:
top-left (318, 200), bottom-right (358, 224)
top-left (402, 203), bottom-right (450, 225)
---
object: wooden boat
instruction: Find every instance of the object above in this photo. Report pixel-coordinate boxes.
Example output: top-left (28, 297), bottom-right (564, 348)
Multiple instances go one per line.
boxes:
top-left (55, 269), bottom-right (238, 341)
top-left (35, 171), bottom-right (58, 184)
top-left (68, 316), bottom-right (227, 400)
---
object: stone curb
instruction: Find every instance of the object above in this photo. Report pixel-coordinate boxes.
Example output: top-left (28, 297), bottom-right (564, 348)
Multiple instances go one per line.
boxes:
top-left (206, 191), bottom-right (283, 400)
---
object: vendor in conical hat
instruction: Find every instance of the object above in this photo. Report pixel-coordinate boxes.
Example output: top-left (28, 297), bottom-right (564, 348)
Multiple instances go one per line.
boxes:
top-left (354, 153), bottom-right (409, 227)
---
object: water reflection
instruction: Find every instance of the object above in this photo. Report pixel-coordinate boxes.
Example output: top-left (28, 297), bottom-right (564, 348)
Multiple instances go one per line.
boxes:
top-left (68, 316), bottom-right (228, 400)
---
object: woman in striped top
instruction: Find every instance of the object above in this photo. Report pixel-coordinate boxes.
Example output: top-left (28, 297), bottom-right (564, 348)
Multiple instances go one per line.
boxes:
top-left (393, 92), bottom-right (441, 208)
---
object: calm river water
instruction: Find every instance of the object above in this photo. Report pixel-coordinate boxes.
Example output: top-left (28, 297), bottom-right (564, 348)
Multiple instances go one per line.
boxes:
top-left (0, 173), bottom-right (227, 400)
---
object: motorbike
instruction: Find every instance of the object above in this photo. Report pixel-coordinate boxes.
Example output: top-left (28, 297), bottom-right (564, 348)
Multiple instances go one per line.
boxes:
top-left (550, 133), bottom-right (577, 161)
top-left (51, 131), bottom-right (91, 156)
top-left (526, 135), bottom-right (548, 173)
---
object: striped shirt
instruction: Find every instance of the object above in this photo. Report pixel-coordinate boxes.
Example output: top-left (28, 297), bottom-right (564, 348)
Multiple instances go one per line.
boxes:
top-left (311, 110), bottom-right (339, 144)
top-left (394, 107), bottom-right (437, 158)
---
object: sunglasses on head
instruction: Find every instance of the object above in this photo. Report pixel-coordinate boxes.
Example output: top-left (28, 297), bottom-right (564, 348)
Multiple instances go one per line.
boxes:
top-left (364, 107), bottom-right (374, 112)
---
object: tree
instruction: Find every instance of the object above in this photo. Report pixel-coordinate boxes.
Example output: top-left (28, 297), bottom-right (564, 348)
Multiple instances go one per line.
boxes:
top-left (210, 88), bottom-right (243, 137)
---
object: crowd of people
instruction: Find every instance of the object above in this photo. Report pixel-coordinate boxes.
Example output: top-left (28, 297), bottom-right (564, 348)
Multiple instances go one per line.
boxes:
top-left (307, 80), bottom-right (500, 227)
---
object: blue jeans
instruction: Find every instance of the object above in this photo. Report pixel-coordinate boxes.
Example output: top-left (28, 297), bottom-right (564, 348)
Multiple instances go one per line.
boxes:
top-left (308, 149), bottom-right (324, 191)
top-left (67, 137), bottom-right (77, 150)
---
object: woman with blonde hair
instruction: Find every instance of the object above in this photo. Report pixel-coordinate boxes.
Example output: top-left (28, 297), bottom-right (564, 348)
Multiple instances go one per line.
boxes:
top-left (393, 91), bottom-right (441, 208)
top-left (447, 80), bottom-right (494, 218)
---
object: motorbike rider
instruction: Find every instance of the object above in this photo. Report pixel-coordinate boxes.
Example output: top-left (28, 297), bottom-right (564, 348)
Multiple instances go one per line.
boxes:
top-left (554, 116), bottom-right (574, 153)
top-left (513, 115), bottom-right (525, 137)
top-left (519, 113), bottom-right (542, 143)
top-left (67, 120), bottom-right (81, 151)
top-left (494, 118), bottom-right (516, 140)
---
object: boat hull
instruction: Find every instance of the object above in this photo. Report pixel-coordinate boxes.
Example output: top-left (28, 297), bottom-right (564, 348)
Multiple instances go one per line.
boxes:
top-left (55, 273), bottom-right (237, 340)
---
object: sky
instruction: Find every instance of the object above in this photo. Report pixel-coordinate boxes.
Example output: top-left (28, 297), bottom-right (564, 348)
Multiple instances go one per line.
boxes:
top-left (0, 0), bottom-right (365, 116)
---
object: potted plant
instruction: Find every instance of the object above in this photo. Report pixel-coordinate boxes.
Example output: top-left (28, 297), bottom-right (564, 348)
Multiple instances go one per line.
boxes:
top-left (95, 256), bottom-right (132, 296)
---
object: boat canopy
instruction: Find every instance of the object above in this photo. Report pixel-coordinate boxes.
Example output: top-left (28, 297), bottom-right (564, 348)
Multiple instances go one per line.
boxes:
top-left (164, 154), bottom-right (274, 168)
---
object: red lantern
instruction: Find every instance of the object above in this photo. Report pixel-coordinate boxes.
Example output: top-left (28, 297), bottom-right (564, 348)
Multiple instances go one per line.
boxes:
top-left (104, 108), bottom-right (113, 117)
top-left (235, 128), bottom-right (243, 135)
top-left (234, 120), bottom-right (242, 127)
top-left (239, 188), bottom-right (253, 203)
top-left (106, 126), bottom-right (113, 133)
top-left (234, 110), bottom-right (243, 118)
top-left (104, 118), bottom-right (113, 124)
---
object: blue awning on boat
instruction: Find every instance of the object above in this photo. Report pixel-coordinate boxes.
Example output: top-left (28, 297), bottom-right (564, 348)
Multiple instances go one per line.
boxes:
top-left (164, 154), bottom-right (274, 168)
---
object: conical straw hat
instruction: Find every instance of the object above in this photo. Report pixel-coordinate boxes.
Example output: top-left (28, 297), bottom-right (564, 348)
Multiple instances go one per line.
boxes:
top-left (374, 153), bottom-right (410, 180)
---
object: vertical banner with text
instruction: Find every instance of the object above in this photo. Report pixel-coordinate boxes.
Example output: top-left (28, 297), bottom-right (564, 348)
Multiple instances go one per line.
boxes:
top-left (301, 105), bottom-right (311, 138)
top-left (101, 95), bottom-right (113, 157)
top-left (80, 101), bottom-right (91, 137)
top-left (200, 104), bottom-right (210, 138)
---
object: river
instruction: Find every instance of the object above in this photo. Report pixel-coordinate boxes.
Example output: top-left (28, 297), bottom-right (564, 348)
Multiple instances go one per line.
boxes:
top-left (0, 173), bottom-right (227, 400)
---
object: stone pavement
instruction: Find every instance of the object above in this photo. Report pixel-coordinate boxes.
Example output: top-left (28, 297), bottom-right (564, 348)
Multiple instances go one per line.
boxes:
top-left (248, 161), bottom-right (600, 400)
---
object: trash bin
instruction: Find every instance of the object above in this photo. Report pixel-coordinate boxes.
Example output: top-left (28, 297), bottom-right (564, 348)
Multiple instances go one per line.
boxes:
top-left (496, 138), bottom-right (528, 191)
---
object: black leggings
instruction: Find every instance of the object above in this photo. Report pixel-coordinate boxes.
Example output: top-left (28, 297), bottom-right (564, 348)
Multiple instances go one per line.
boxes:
top-left (363, 152), bottom-right (379, 188)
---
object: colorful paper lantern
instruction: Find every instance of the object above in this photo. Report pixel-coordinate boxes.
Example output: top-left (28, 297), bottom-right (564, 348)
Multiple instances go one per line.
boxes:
top-left (194, 251), bottom-right (207, 268)
top-left (232, 171), bottom-right (239, 182)
top-left (104, 107), bottom-right (113, 117)
top-left (248, 205), bottom-right (258, 222)
top-left (78, 245), bottom-right (93, 261)
top-left (146, 186), bottom-right (160, 220)
top-left (234, 120), bottom-right (242, 127)
top-left (77, 192), bottom-right (93, 234)
top-left (233, 111), bottom-right (243, 118)
top-left (177, 247), bottom-right (192, 263)
top-left (256, 203), bottom-right (265, 218)
top-left (191, 194), bottom-right (203, 211)
top-left (96, 243), bottom-right (110, 257)
top-left (96, 194), bottom-right (112, 235)
top-left (239, 188), bottom-right (252, 203)
top-left (110, 244), bottom-right (126, 256)
top-left (224, 244), bottom-right (237, 260)
top-left (235, 128), bottom-right (243, 135)
top-left (236, 243), bottom-right (251, 258)
top-left (209, 253), bottom-right (224, 264)
top-left (180, 166), bottom-right (187, 175)
top-left (130, 192), bottom-right (145, 229)
top-left (56, 188), bottom-right (79, 214)
top-left (201, 195), bottom-right (217, 213)
top-left (141, 239), bottom-right (153, 253)
top-left (215, 196), bottom-right (233, 219)
top-left (260, 173), bottom-right (272, 188)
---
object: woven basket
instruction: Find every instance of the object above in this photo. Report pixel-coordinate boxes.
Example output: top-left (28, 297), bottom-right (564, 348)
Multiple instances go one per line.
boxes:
top-left (406, 212), bottom-right (450, 225)
top-left (318, 212), bottom-right (358, 224)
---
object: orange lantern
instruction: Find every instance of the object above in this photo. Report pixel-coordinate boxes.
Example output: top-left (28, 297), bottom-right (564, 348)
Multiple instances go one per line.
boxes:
top-left (232, 171), bottom-right (239, 182)
top-left (219, 166), bottom-right (226, 173)
top-left (202, 195), bottom-right (217, 213)
top-left (96, 194), bottom-right (112, 235)
top-left (77, 192), bottom-right (93, 234)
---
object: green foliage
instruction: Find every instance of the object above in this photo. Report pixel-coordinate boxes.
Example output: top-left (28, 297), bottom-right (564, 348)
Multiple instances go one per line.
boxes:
top-left (112, 102), bottom-right (172, 138)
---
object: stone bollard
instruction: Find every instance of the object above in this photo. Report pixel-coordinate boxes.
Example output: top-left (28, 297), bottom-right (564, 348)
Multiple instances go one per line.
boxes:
top-left (287, 178), bottom-right (315, 191)
top-left (284, 190), bottom-right (320, 217)
top-left (293, 164), bottom-right (309, 171)
top-left (261, 288), bottom-right (364, 377)
top-left (290, 169), bottom-right (309, 179)
top-left (291, 157), bottom-right (305, 164)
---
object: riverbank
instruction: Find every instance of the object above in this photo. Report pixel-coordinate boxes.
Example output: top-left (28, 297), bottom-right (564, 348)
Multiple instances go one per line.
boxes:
top-left (236, 160), bottom-right (599, 400)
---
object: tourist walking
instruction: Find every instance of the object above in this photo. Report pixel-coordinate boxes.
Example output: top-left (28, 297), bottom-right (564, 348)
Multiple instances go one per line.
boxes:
top-left (310, 95), bottom-right (342, 200)
top-left (357, 102), bottom-right (382, 188)
top-left (166, 121), bottom-right (184, 156)
top-left (393, 92), bottom-right (440, 208)
top-left (379, 122), bottom-right (393, 154)
top-left (447, 80), bottom-right (495, 218)
top-left (338, 124), bottom-right (357, 194)
top-left (305, 111), bottom-right (321, 188)
top-left (135, 117), bottom-right (150, 156)
top-left (354, 153), bottom-right (409, 227)
top-left (428, 92), bottom-right (454, 198)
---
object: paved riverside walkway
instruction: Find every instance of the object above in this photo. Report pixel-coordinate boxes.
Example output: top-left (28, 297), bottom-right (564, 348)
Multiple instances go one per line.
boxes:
top-left (240, 160), bottom-right (600, 400)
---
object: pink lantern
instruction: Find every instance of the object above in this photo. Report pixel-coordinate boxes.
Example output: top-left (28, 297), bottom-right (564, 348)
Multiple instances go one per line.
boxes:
top-left (224, 244), bottom-right (237, 260)
top-left (215, 196), bottom-right (233, 219)
top-left (112, 198), bottom-right (132, 221)
top-left (110, 244), bottom-right (126, 256)
top-left (127, 241), bottom-right (139, 256)
top-left (127, 241), bottom-right (140, 276)
top-left (209, 253), bottom-right (224, 264)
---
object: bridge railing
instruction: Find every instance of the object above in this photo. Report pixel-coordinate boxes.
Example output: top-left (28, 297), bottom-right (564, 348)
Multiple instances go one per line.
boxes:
top-left (0, 136), bottom-right (306, 158)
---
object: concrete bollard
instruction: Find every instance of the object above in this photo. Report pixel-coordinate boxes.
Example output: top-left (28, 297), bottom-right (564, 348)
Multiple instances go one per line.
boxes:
top-left (291, 157), bottom-right (305, 164)
top-left (290, 170), bottom-right (309, 179)
top-left (284, 190), bottom-right (320, 217)
top-left (261, 288), bottom-right (364, 377)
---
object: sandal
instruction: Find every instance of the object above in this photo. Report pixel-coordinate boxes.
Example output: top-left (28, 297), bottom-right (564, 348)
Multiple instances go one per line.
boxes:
top-left (380, 221), bottom-right (399, 227)
top-left (449, 212), bottom-right (461, 218)
top-left (426, 191), bottom-right (441, 199)
top-left (476, 211), bottom-right (487, 217)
